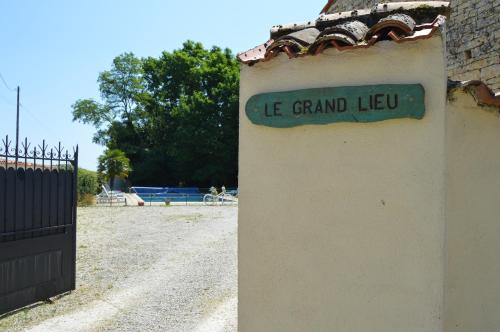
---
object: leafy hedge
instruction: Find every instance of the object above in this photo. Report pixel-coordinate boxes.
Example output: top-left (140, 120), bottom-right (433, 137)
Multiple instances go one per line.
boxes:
top-left (78, 168), bottom-right (99, 205)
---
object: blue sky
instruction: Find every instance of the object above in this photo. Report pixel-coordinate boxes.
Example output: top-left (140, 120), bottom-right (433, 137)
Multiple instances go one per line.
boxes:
top-left (0, 0), bottom-right (323, 170)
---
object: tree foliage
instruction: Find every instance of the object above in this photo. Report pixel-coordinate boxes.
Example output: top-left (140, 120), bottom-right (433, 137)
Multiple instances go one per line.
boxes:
top-left (78, 168), bottom-right (99, 197)
top-left (77, 168), bottom-right (99, 206)
top-left (72, 52), bottom-right (146, 145)
top-left (97, 149), bottom-right (131, 190)
top-left (73, 41), bottom-right (239, 187)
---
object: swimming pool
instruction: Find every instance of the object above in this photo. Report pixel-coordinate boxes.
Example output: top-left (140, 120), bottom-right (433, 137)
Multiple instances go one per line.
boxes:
top-left (138, 193), bottom-right (206, 203)
top-left (131, 187), bottom-right (205, 202)
top-left (131, 187), bottom-right (238, 203)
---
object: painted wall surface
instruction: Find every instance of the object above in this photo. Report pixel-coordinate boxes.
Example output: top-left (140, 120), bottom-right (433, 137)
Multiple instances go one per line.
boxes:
top-left (239, 35), bottom-right (447, 331)
top-left (444, 91), bottom-right (500, 332)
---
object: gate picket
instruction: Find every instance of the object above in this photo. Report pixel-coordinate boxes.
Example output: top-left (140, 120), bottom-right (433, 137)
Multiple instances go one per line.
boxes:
top-left (15, 168), bottom-right (25, 241)
top-left (33, 169), bottom-right (43, 238)
top-left (0, 167), bottom-right (5, 237)
top-left (41, 169), bottom-right (51, 237)
top-left (50, 170), bottom-right (58, 236)
top-left (57, 170), bottom-right (65, 234)
top-left (24, 169), bottom-right (34, 239)
top-left (64, 171), bottom-right (73, 229)
top-left (5, 168), bottom-right (16, 242)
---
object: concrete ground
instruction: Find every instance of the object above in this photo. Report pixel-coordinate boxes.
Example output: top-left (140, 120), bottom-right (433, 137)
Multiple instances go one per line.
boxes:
top-left (0, 206), bottom-right (238, 332)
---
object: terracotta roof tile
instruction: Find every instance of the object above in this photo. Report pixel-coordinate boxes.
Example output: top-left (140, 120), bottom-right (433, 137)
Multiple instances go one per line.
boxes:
top-left (238, 1), bottom-right (450, 65)
top-left (237, 40), bottom-right (274, 64)
top-left (366, 13), bottom-right (416, 39)
top-left (266, 28), bottom-right (320, 59)
top-left (309, 20), bottom-right (371, 54)
top-left (448, 80), bottom-right (500, 108)
top-left (0, 160), bottom-right (54, 170)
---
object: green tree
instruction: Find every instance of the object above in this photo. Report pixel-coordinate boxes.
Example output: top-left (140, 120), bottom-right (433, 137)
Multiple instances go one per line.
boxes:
top-left (72, 52), bottom-right (146, 145)
top-left (72, 42), bottom-right (239, 187)
top-left (97, 149), bottom-right (131, 190)
top-left (141, 41), bottom-right (239, 186)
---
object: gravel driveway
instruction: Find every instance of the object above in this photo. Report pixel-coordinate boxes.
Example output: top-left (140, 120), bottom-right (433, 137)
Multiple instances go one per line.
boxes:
top-left (0, 206), bottom-right (237, 332)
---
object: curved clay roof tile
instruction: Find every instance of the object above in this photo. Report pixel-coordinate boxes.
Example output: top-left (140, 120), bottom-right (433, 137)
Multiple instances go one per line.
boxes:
top-left (366, 13), bottom-right (416, 40)
top-left (309, 21), bottom-right (369, 54)
top-left (238, 3), bottom-right (449, 65)
top-left (449, 80), bottom-right (500, 108)
top-left (319, 20), bottom-right (369, 42)
top-left (237, 40), bottom-right (273, 65)
top-left (266, 28), bottom-right (320, 59)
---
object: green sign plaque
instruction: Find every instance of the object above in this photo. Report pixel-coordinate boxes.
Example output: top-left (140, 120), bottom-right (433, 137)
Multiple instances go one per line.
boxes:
top-left (245, 84), bottom-right (425, 128)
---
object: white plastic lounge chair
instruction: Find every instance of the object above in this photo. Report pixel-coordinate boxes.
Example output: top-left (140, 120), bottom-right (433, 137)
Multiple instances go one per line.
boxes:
top-left (96, 185), bottom-right (127, 205)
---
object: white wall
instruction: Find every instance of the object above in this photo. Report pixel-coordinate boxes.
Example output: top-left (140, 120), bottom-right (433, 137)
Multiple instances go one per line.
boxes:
top-left (444, 90), bottom-right (500, 332)
top-left (239, 35), bottom-right (447, 331)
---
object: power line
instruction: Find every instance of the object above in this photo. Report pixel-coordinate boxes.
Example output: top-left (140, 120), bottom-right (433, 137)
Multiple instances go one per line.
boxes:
top-left (0, 72), bottom-right (16, 92)
top-left (0, 73), bottom-right (53, 131)
top-left (0, 76), bottom-right (55, 140)
top-left (0, 91), bottom-right (16, 106)
top-left (19, 102), bottom-right (53, 133)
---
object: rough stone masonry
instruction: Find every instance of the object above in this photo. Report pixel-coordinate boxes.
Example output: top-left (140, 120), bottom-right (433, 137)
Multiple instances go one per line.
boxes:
top-left (328, 0), bottom-right (500, 91)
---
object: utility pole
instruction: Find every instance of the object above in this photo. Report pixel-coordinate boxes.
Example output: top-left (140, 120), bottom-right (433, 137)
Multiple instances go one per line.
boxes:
top-left (15, 86), bottom-right (20, 165)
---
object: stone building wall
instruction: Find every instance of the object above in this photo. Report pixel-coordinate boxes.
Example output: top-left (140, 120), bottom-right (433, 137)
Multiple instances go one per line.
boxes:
top-left (327, 0), bottom-right (500, 91)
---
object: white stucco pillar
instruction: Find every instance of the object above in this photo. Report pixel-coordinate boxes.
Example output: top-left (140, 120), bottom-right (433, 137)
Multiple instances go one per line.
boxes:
top-left (239, 34), bottom-right (447, 331)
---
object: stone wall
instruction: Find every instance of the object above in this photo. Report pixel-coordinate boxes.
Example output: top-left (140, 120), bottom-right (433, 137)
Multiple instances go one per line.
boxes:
top-left (328, 0), bottom-right (500, 91)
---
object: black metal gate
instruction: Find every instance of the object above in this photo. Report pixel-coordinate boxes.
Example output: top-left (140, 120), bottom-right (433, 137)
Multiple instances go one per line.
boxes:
top-left (0, 136), bottom-right (78, 315)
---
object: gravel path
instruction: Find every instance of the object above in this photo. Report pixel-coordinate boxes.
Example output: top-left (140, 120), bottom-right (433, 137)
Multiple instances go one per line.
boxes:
top-left (0, 206), bottom-right (237, 332)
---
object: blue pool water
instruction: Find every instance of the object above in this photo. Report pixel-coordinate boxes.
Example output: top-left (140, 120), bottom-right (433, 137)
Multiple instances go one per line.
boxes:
top-left (131, 187), bottom-right (205, 202)
top-left (131, 186), bottom-right (238, 203)
top-left (139, 193), bottom-right (205, 203)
